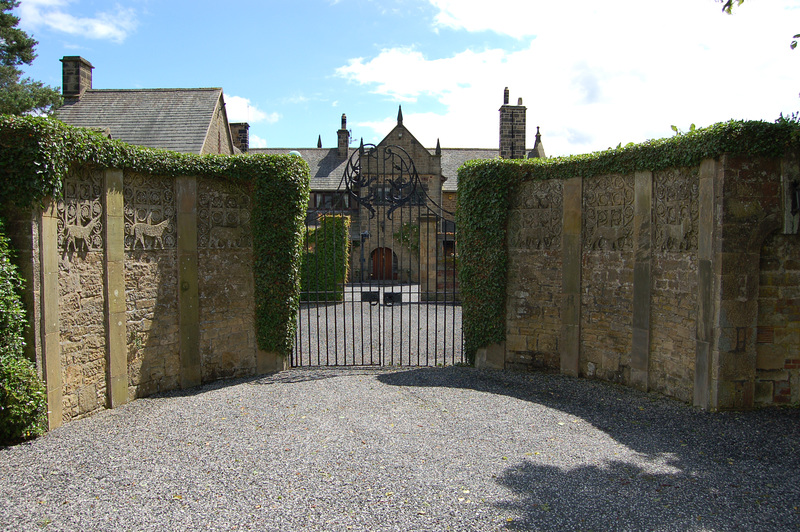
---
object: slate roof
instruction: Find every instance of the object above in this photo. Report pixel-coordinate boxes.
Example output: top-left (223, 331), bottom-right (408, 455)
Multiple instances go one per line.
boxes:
top-left (252, 147), bottom-right (499, 193)
top-left (440, 148), bottom-right (498, 192)
top-left (55, 88), bottom-right (225, 154)
top-left (250, 148), bottom-right (356, 191)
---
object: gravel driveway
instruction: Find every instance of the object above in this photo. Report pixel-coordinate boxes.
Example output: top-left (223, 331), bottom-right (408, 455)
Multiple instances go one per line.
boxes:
top-left (1, 367), bottom-right (798, 531)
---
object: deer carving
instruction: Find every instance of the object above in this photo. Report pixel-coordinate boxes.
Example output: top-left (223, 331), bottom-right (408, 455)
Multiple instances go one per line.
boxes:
top-left (64, 215), bottom-right (100, 252)
top-left (129, 212), bottom-right (170, 250)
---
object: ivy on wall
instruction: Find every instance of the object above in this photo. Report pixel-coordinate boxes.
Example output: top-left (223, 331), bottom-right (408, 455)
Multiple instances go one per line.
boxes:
top-left (456, 118), bottom-right (800, 364)
top-left (393, 222), bottom-right (420, 255)
top-left (0, 115), bottom-right (310, 357)
top-left (300, 214), bottom-right (351, 302)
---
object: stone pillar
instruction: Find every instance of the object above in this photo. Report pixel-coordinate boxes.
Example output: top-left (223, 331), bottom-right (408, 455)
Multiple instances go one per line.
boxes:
top-left (695, 158), bottom-right (717, 409)
top-left (630, 171), bottom-right (653, 391)
top-left (177, 176), bottom-right (201, 388)
top-left (103, 169), bottom-right (128, 407)
top-left (39, 200), bottom-right (62, 429)
top-left (561, 177), bottom-right (582, 377)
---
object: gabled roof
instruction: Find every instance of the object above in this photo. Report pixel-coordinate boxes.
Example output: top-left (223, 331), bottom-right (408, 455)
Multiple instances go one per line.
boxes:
top-left (55, 88), bottom-right (226, 154)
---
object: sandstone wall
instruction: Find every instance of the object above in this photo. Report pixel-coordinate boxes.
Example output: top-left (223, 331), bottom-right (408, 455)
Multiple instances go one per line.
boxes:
top-left (13, 167), bottom-right (264, 427)
top-left (124, 172), bottom-right (180, 400)
top-left (501, 154), bottom-right (799, 409)
top-left (197, 177), bottom-right (256, 380)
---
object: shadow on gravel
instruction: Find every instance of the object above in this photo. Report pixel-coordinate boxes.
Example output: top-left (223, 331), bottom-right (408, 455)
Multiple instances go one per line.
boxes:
top-left (248, 367), bottom-right (401, 385)
top-left (378, 366), bottom-right (800, 531)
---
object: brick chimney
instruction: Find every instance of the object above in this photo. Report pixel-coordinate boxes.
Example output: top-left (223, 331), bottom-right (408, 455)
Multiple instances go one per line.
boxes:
top-left (229, 122), bottom-right (250, 153)
top-left (337, 114), bottom-right (349, 157)
top-left (499, 87), bottom-right (527, 160)
top-left (61, 56), bottom-right (93, 102)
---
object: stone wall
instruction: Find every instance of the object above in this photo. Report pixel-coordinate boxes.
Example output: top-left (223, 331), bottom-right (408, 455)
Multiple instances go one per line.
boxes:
top-left (499, 153), bottom-right (800, 409)
top-left (124, 172), bottom-right (180, 400)
top-left (10, 166), bottom-right (273, 428)
top-left (197, 177), bottom-right (256, 381)
top-left (58, 168), bottom-right (108, 418)
top-left (201, 97), bottom-right (234, 155)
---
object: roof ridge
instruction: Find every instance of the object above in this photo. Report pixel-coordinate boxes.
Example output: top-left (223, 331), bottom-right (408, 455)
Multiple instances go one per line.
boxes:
top-left (86, 88), bottom-right (223, 93)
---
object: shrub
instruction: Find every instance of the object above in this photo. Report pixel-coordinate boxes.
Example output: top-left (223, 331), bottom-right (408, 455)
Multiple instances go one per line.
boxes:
top-left (0, 354), bottom-right (47, 444)
top-left (0, 216), bottom-right (47, 444)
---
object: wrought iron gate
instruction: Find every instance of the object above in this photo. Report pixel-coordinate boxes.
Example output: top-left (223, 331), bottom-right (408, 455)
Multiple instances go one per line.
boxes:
top-left (293, 144), bottom-right (462, 366)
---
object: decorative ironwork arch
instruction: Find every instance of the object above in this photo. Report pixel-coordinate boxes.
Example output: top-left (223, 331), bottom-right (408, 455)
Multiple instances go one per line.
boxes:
top-left (341, 143), bottom-right (449, 220)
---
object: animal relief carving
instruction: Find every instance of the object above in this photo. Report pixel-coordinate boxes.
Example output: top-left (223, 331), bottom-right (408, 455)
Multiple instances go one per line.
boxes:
top-left (129, 213), bottom-right (170, 250)
top-left (64, 215), bottom-right (100, 252)
top-left (209, 226), bottom-right (243, 248)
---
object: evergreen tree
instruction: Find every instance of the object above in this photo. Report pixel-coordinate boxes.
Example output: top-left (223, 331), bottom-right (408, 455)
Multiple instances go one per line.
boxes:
top-left (0, 0), bottom-right (61, 115)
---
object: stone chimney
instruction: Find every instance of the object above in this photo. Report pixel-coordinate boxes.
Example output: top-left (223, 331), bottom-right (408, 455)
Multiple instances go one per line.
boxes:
top-left (229, 123), bottom-right (250, 153)
top-left (337, 114), bottom-right (349, 157)
top-left (499, 87), bottom-right (527, 160)
top-left (61, 56), bottom-right (94, 102)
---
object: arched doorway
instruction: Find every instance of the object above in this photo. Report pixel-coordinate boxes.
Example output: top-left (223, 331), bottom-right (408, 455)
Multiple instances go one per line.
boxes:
top-left (371, 247), bottom-right (396, 280)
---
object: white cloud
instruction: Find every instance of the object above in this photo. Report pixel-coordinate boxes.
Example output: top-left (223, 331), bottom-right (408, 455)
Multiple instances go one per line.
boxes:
top-left (224, 94), bottom-right (280, 124)
top-left (338, 0), bottom-right (800, 155)
top-left (250, 134), bottom-right (268, 149)
top-left (18, 0), bottom-right (138, 43)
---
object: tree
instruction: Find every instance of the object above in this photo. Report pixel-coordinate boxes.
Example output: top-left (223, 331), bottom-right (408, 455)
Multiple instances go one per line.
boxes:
top-left (0, 0), bottom-right (61, 115)
top-left (718, 0), bottom-right (799, 50)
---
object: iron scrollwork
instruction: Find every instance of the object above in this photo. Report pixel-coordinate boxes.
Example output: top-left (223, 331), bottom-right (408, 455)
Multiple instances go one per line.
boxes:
top-left (342, 144), bottom-right (429, 219)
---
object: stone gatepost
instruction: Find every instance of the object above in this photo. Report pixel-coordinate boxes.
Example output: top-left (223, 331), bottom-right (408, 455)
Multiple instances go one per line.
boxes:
top-left (39, 199), bottom-right (62, 429)
top-left (419, 214), bottom-right (439, 301)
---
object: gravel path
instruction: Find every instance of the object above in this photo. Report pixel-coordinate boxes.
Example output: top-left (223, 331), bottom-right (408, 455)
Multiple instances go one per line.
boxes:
top-left (1, 367), bottom-right (798, 531)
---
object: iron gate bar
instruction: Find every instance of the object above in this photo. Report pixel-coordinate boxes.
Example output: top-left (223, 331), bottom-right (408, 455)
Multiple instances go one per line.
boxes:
top-left (293, 143), bottom-right (463, 367)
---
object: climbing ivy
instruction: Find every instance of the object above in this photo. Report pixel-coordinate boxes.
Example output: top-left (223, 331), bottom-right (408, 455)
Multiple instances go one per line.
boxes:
top-left (0, 115), bottom-right (310, 357)
top-left (457, 118), bottom-right (800, 364)
top-left (393, 222), bottom-right (420, 254)
top-left (456, 160), bottom-right (522, 364)
top-left (300, 214), bottom-right (351, 302)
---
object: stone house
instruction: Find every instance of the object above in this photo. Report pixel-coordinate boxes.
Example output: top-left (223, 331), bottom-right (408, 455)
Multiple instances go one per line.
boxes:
top-left (252, 88), bottom-right (545, 283)
top-left (55, 56), bottom-right (249, 155)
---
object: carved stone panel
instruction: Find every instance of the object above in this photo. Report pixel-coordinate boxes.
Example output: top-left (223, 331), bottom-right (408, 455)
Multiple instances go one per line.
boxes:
top-left (654, 169), bottom-right (699, 252)
top-left (508, 179), bottom-right (563, 250)
top-left (58, 168), bottom-right (103, 252)
top-left (123, 174), bottom-right (176, 251)
top-left (583, 174), bottom-right (634, 251)
top-left (198, 179), bottom-right (251, 249)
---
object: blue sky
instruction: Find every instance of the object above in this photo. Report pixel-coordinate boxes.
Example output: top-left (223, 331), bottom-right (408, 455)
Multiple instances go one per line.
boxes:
top-left (15, 0), bottom-right (800, 156)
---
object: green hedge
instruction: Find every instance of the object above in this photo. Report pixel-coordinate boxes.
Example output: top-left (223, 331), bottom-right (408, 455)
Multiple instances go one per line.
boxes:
top-left (300, 214), bottom-right (351, 302)
top-left (456, 118), bottom-right (800, 364)
top-left (0, 216), bottom-right (47, 444)
top-left (0, 115), bottom-right (310, 358)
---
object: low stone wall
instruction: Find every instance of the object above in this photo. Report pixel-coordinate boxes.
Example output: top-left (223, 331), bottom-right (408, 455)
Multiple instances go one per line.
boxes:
top-left (9, 166), bottom-right (275, 427)
top-left (499, 154), bottom-right (800, 409)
